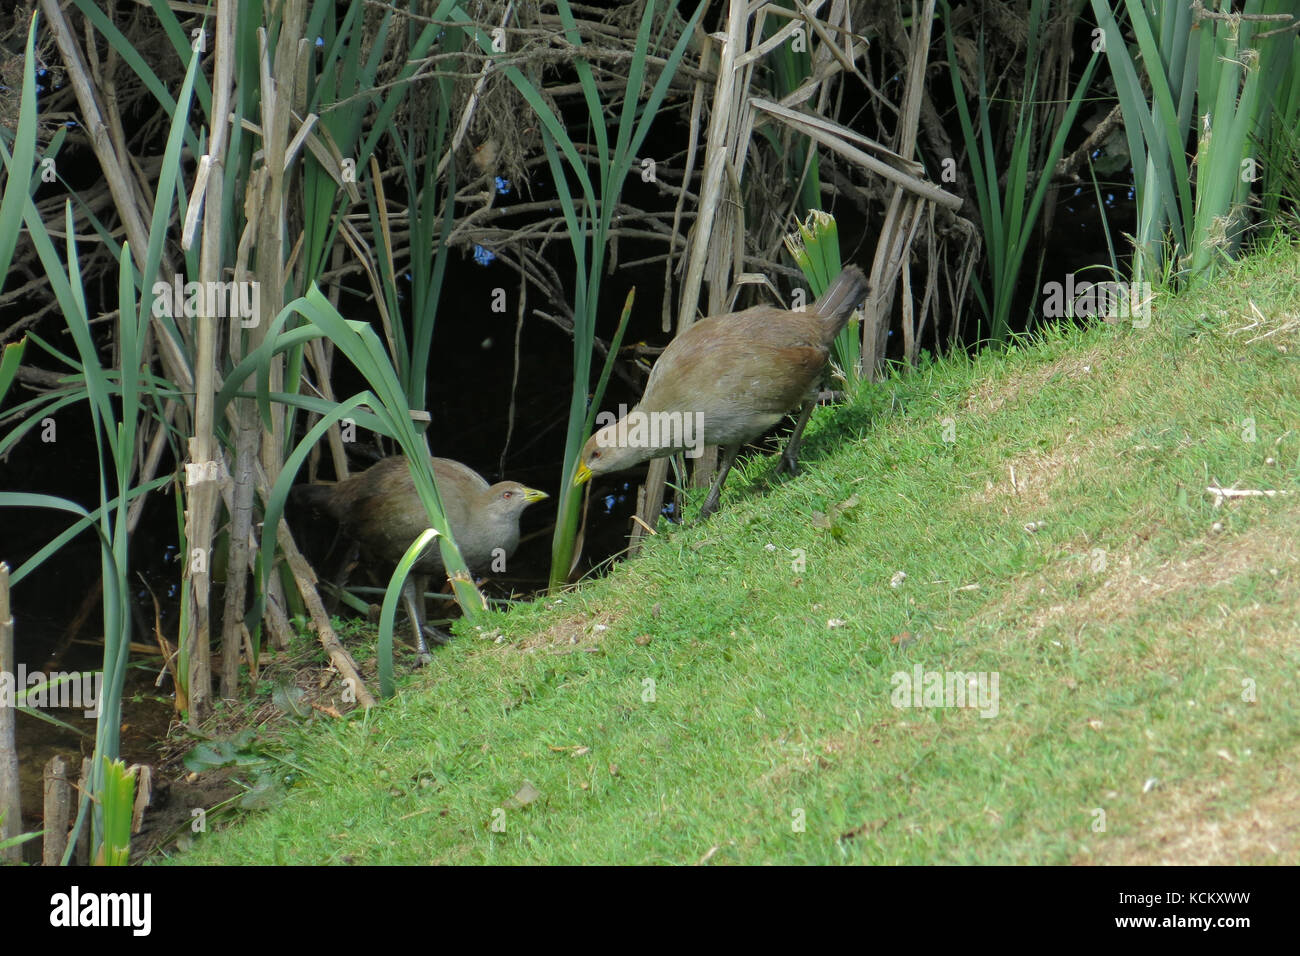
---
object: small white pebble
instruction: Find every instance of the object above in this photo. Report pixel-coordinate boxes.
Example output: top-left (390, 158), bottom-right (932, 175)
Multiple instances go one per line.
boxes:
top-left (889, 571), bottom-right (907, 588)
top-left (826, 618), bottom-right (847, 629)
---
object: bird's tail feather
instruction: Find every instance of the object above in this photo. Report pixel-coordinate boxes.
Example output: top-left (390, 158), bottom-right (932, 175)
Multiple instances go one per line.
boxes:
top-left (811, 265), bottom-right (870, 334)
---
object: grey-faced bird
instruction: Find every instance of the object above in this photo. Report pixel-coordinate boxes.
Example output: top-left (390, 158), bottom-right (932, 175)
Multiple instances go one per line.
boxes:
top-left (295, 456), bottom-right (547, 660)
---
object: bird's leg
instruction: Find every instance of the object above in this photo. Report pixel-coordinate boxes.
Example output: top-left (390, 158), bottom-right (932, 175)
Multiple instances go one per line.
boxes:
top-left (699, 445), bottom-right (739, 519)
top-left (401, 573), bottom-right (449, 666)
top-left (777, 399), bottom-right (816, 476)
top-left (400, 574), bottom-right (432, 665)
top-left (324, 541), bottom-right (360, 614)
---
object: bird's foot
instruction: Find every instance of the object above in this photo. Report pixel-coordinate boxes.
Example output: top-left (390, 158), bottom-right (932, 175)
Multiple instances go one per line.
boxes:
top-left (776, 451), bottom-right (801, 477)
top-left (413, 650), bottom-right (434, 669)
top-left (421, 624), bottom-right (453, 647)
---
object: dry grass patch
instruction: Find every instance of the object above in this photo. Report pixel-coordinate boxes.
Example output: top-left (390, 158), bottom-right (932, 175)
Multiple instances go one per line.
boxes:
top-left (968, 428), bottom-right (1117, 508)
top-left (963, 342), bottom-right (1114, 416)
top-left (1224, 299), bottom-right (1300, 350)
top-left (756, 738), bottom-right (838, 788)
top-left (511, 608), bottom-right (619, 652)
top-left (1081, 767), bottom-right (1300, 865)
top-left (980, 504), bottom-right (1300, 644)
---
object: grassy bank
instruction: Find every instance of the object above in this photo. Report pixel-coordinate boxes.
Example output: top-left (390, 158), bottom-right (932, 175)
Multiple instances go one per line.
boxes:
top-left (172, 241), bottom-right (1300, 864)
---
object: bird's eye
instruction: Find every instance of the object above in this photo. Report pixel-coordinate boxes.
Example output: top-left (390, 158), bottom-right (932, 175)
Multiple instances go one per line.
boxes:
top-left (591, 449), bottom-right (601, 459)
top-left (503, 490), bottom-right (513, 499)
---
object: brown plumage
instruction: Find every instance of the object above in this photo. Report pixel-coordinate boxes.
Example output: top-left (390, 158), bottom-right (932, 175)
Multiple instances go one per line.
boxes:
top-left (574, 265), bottom-right (870, 517)
top-left (295, 456), bottom-right (547, 659)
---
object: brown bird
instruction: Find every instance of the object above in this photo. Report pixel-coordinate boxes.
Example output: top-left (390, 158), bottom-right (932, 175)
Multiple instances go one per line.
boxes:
top-left (294, 456), bottom-right (547, 660)
top-left (574, 265), bottom-right (870, 517)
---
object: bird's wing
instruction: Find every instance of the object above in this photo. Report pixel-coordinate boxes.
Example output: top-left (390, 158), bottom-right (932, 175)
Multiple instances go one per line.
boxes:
top-left (645, 309), bottom-right (829, 418)
top-left (432, 457), bottom-right (491, 494)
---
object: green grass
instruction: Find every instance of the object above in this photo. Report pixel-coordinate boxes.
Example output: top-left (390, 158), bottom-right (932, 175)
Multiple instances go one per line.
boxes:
top-left (170, 239), bottom-right (1300, 865)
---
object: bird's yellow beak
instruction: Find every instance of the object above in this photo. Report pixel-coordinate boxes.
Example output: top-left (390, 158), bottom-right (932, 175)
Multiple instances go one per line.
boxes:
top-left (573, 461), bottom-right (593, 486)
top-left (523, 487), bottom-right (549, 503)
